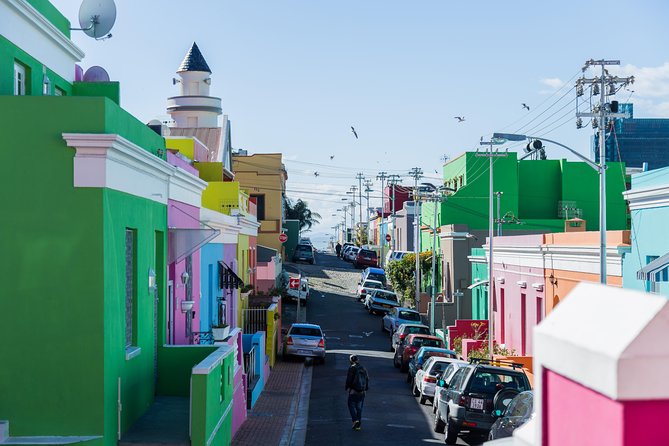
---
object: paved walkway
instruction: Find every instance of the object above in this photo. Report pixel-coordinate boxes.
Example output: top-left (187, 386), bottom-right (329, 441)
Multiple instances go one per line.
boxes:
top-left (232, 360), bottom-right (311, 446)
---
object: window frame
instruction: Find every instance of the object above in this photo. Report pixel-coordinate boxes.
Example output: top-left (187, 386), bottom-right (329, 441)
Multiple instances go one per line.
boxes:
top-left (14, 61), bottom-right (27, 96)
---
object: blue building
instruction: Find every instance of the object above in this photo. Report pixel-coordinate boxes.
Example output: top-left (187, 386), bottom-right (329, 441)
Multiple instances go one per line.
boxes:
top-left (594, 103), bottom-right (669, 169)
top-left (622, 165), bottom-right (669, 297)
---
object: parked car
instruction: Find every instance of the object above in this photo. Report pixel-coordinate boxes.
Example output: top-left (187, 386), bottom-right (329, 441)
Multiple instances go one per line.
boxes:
top-left (344, 246), bottom-right (360, 262)
top-left (382, 307), bottom-right (422, 334)
top-left (393, 334), bottom-right (445, 372)
top-left (488, 390), bottom-right (534, 441)
top-left (390, 323), bottom-right (430, 351)
top-left (364, 289), bottom-right (400, 314)
top-left (433, 361), bottom-right (470, 414)
top-left (356, 278), bottom-right (385, 302)
top-left (414, 356), bottom-right (466, 405)
top-left (293, 243), bottom-right (314, 264)
top-left (408, 347), bottom-right (457, 387)
top-left (282, 323), bottom-right (326, 363)
top-left (354, 248), bottom-right (378, 269)
top-left (341, 245), bottom-right (353, 259)
top-left (434, 358), bottom-right (532, 444)
top-left (286, 277), bottom-right (310, 304)
top-left (360, 267), bottom-right (387, 288)
top-left (385, 250), bottom-right (410, 265)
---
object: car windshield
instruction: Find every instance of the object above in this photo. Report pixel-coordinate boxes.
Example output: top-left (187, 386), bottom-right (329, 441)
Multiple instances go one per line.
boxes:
top-left (364, 281), bottom-right (383, 289)
top-left (367, 273), bottom-right (385, 283)
top-left (411, 337), bottom-right (441, 347)
top-left (360, 250), bottom-right (377, 258)
top-left (296, 246), bottom-right (312, 253)
top-left (374, 291), bottom-right (397, 302)
top-left (468, 371), bottom-right (531, 394)
top-left (399, 310), bottom-right (421, 321)
top-left (405, 326), bottom-right (430, 335)
top-left (290, 327), bottom-right (322, 337)
top-left (423, 351), bottom-right (455, 362)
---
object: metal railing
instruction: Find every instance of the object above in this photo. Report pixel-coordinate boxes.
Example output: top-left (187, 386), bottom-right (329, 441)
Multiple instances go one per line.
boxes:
top-left (243, 307), bottom-right (267, 334)
top-left (244, 346), bottom-right (257, 388)
top-left (191, 331), bottom-right (214, 345)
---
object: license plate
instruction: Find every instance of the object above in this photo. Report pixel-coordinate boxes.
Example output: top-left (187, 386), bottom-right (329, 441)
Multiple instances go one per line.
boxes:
top-left (298, 349), bottom-right (311, 355)
top-left (364, 257), bottom-right (371, 260)
top-left (470, 398), bottom-right (484, 410)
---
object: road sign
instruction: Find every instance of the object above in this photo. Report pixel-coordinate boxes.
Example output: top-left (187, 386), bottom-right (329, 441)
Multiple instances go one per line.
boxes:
top-left (289, 277), bottom-right (300, 289)
top-left (279, 233), bottom-right (288, 243)
top-left (385, 233), bottom-right (391, 242)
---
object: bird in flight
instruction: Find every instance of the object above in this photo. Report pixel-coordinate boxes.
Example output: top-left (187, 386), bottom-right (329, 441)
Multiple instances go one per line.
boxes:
top-left (329, 155), bottom-right (335, 160)
top-left (314, 171), bottom-right (320, 177)
top-left (522, 103), bottom-right (530, 111)
top-left (454, 116), bottom-right (465, 122)
top-left (351, 126), bottom-right (358, 139)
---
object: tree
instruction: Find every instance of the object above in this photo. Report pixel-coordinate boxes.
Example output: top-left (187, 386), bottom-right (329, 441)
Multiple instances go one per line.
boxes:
top-left (386, 251), bottom-right (433, 307)
top-left (284, 197), bottom-right (321, 234)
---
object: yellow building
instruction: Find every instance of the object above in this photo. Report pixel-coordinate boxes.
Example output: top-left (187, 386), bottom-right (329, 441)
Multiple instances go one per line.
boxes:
top-left (232, 152), bottom-right (288, 257)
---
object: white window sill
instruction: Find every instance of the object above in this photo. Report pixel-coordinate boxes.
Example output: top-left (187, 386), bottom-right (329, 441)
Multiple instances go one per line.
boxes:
top-left (125, 346), bottom-right (142, 361)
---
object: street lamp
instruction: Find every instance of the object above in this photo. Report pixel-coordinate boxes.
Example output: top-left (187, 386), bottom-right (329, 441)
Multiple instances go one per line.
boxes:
top-left (493, 132), bottom-right (607, 284)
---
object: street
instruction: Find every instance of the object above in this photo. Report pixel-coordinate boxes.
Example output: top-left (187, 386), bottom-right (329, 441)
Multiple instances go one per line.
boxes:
top-left (285, 252), bottom-right (483, 446)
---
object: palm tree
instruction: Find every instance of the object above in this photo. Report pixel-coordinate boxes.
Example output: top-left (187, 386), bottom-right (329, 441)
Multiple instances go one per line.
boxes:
top-left (284, 197), bottom-right (321, 235)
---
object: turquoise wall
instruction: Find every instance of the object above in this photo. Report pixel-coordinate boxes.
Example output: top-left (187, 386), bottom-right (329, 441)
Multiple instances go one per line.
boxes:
top-left (470, 248), bottom-right (489, 320)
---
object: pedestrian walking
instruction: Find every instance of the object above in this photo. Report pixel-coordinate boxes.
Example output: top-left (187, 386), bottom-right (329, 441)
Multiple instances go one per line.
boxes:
top-left (335, 242), bottom-right (342, 258)
top-left (345, 354), bottom-right (369, 431)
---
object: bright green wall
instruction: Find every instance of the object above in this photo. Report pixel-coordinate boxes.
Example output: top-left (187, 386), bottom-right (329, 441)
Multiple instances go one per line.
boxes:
top-left (470, 249), bottom-right (488, 320)
top-left (0, 36), bottom-right (72, 96)
top-left (518, 160), bottom-right (562, 219)
top-left (0, 96), bottom-right (167, 443)
top-left (73, 82), bottom-right (121, 106)
top-left (102, 189), bottom-right (167, 442)
top-left (156, 346), bottom-right (218, 397)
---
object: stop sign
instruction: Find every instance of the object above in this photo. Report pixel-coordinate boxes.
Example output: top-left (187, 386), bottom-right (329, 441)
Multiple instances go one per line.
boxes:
top-left (279, 233), bottom-right (288, 243)
top-left (385, 233), bottom-right (391, 242)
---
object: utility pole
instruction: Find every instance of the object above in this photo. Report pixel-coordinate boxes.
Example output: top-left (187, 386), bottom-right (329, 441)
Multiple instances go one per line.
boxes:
top-left (576, 59), bottom-right (634, 285)
top-left (377, 171), bottom-right (389, 264)
top-left (349, 186), bottom-right (358, 241)
top-left (364, 179), bottom-right (373, 245)
top-left (388, 174), bottom-right (401, 251)
top-left (409, 167), bottom-right (423, 309)
top-left (356, 173), bottom-right (365, 225)
top-left (495, 192), bottom-right (503, 237)
top-left (477, 140), bottom-right (507, 359)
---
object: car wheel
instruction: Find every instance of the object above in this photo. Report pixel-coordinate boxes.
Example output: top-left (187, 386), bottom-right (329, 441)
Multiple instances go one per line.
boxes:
top-left (419, 392), bottom-right (428, 405)
top-left (400, 361), bottom-right (408, 372)
top-left (433, 406), bottom-right (445, 433)
top-left (444, 412), bottom-right (459, 445)
top-left (412, 381), bottom-right (420, 397)
top-left (407, 373), bottom-right (413, 384)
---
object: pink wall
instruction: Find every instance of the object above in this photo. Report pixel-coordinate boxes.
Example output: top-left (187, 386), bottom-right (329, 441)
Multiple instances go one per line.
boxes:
top-left (168, 200), bottom-right (201, 345)
top-left (493, 234), bottom-right (545, 356)
top-left (543, 368), bottom-right (669, 446)
top-left (167, 151), bottom-right (200, 175)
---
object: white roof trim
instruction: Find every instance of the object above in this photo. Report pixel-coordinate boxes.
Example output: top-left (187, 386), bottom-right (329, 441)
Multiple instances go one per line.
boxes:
top-left (192, 345), bottom-right (233, 375)
top-left (200, 208), bottom-right (241, 244)
top-left (624, 183), bottom-right (669, 210)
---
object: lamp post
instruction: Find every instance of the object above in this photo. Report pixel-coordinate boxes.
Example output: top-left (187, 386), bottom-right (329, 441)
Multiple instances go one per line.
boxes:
top-left (492, 132), bottom-right (608, 284)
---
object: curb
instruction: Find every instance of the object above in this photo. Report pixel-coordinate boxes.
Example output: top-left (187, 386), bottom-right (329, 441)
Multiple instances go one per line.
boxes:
top-left (279, 362), bottom-right (313, 446)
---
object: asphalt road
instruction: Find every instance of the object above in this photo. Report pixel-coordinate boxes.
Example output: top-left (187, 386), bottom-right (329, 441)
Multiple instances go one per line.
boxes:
top-left (284, 252), bottom-right (484, 446)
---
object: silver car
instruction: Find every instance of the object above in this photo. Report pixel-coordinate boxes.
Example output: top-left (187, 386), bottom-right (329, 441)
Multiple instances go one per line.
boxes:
top-left (364, 289), bottom-right (400, 314)
top-left (283, 323), bottom-right (326, 363)
top-left (415, 357), bottom-right (467, 405)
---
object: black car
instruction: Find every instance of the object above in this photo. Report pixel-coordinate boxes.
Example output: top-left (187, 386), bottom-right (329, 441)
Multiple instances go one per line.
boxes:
top-left (488, 390), bottom-right (534, 440)
top-left (292, 244), bottom-right (314, 264)
top-left (434, 358), bottom-right (532, 444)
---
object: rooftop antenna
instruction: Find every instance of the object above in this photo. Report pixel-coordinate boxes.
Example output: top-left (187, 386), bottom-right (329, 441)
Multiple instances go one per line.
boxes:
top-left (71, 0), bottom-right (117, 40)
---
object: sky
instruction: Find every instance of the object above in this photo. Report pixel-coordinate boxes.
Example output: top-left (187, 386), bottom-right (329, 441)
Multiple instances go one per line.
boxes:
top-left (53, 0), bottom-right (669, 249)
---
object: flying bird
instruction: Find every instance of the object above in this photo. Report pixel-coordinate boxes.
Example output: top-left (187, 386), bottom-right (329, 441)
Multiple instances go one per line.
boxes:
top-left (314, 171), bottom-right (320, 177)
top-left (454, 116), bottom-right (465, 122)
top-left (329, 155), bottom-right (335, 160)
top-left (351, 126), bottom-right (358, 139)
top-left (522, 103), bottom-right (530, 111)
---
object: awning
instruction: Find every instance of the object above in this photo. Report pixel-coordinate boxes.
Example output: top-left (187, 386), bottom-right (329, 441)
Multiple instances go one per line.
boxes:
top-left (467, 279), bottom-right (489, 290)
top-left (168, 228), bottom-right (220, 264)
top-left (637, 253), bottom-right (669, 282)
top-left (219, 261), bottom-right (244, 290)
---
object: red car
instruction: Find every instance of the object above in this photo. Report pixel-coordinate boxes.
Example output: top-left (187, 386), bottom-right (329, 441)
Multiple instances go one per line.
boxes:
top-left (393, 334), bottom-right (445, 372)
top-left (354, 249), bottom-right (378, 268)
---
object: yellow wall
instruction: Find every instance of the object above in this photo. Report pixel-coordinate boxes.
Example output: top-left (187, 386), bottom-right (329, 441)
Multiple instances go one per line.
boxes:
top-left (232, 154), bottom-right (286, 256)
top-left (165, 137), bottom-right (195, 160)
top-left (195, 162), bottom-right (225, 182)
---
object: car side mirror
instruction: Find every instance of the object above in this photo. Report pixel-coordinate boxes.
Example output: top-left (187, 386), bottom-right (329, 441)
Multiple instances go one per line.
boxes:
top-left (492, 409), bottom-right (503, 418)
top-left (437, 379), bottom-right (445, 387)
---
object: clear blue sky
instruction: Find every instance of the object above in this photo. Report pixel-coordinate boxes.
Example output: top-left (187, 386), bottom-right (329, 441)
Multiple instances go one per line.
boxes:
top-left (54, 0), bottom-right (669, 248)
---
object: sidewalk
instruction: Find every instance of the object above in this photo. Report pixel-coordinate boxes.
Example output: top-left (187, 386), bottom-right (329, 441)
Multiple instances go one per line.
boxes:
top-left (231, 360), bottom-right (311, 446)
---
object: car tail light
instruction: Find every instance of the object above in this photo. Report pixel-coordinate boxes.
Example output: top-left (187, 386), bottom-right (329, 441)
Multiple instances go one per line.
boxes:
top-left (424, 376), bottom-right (437, 383)
top-left (462, 421), bottom-right (478, 427)
top-left (399, 333), bottom-right (406, 340)
top-left (318, 338), bottom-right (325, 348)
top-left (286, 336), bottom-right (293, 345)
top-left (458, 395), bottom-right (469, 407)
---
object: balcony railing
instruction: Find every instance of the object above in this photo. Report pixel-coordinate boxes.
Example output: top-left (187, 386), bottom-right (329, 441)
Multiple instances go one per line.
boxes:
top-left (191, 331), bottom-right (215, 345)
top-left (244, 346), bottom-right (258, 391)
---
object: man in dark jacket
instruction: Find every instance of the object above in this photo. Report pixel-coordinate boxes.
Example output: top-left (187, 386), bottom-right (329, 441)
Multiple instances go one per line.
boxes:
top-left (335, 242), bottom-right (342, 258)
top-left (345, 354), bottom-right (369, 430)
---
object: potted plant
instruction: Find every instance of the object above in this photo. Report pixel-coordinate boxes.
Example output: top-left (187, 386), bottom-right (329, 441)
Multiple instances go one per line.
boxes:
top-left (211, 323), bottom-right (230, 341)
top-left (240, 284), bottom-right (254, 299)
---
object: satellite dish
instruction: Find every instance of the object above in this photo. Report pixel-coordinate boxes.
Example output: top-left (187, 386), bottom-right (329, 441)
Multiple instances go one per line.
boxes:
top-left (77, 0), bottom-right (116, 39)
top-left (83, 66), bottom-right (110, 82)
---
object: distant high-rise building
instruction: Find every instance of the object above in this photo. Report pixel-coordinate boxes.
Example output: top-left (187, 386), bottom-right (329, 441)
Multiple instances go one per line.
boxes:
top-left (594, 103), bottom-right (669, 169)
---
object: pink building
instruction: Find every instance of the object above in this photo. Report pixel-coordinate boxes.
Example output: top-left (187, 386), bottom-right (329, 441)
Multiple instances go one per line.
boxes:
top-left (508, 282), bottom-right (669, 446)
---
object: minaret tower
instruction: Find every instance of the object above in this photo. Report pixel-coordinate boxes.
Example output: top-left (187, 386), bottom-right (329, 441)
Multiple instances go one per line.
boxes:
top-left (166, 42), bottom-right (222, 128)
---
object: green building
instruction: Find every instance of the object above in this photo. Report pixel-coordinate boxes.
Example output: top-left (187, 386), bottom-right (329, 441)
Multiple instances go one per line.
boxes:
top-left (419, 151), bottom-right (627, 318)
top-left (0, 1), bottom-right (233, 445)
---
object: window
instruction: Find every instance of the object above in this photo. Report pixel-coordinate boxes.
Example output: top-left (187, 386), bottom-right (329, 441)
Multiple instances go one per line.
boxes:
top-left (54, 87), bottom-right (65, 96)
top-left (14, 62), bottom-right (27, 95)
top-left (450, 368), bottom-right (468, 390)
top-left (251, 194), bottom-right (266, 220)
top-left (185, 255), bottom-right (193, 299)
top-left (125, 229), bottom-right (137, 348)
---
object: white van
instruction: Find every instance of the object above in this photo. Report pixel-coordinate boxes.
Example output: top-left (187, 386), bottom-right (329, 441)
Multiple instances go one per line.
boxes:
top-left (385, 250), bottom-right (411, 265)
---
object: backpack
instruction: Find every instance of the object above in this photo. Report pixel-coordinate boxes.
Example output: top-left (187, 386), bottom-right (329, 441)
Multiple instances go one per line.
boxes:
top-left (352, 365), bottom-right (368, 392)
